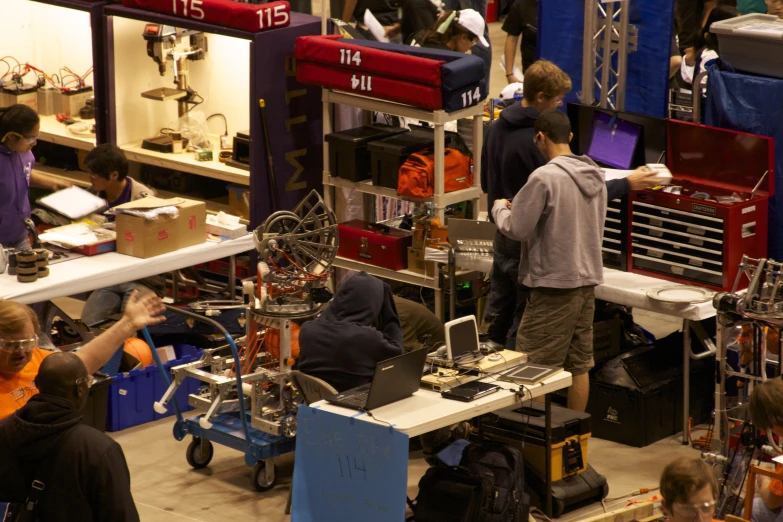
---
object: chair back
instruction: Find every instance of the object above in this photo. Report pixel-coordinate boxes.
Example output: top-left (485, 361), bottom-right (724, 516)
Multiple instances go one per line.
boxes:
top-left (290, 370), bottom-right (338, 405)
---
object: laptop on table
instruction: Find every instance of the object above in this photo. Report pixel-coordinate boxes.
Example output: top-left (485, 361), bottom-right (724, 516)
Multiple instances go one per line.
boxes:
top-left (326, 348), bottom-right (428, 411)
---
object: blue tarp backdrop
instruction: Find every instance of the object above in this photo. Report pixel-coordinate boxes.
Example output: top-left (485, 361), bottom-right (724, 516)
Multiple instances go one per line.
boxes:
top-left (705, 65), bottom-right (783, 260)
top-left (538, 0), bottom-right (675, 118)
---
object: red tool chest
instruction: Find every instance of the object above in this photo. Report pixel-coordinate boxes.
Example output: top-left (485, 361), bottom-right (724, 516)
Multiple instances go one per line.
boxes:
top-left (337, 220), bottom-right (413, 271)
top-left (628, 120), bottom-right (774, 290)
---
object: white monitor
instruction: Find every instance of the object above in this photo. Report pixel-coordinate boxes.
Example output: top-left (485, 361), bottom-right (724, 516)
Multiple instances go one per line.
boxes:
top-left (445, 316), bottom-right (480, 361)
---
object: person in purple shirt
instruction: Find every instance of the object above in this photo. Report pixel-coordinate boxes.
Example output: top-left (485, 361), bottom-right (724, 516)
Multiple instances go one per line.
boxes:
top-left (80, 145), bottom-right (155, 326)
top-left (84, 144), bottom-right (154, 221)
top-left (0, 104), bottom-right (70, 250)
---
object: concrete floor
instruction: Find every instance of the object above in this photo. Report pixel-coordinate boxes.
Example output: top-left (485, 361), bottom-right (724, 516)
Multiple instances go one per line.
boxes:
top-left (109, 310), bottom-right (691, 522)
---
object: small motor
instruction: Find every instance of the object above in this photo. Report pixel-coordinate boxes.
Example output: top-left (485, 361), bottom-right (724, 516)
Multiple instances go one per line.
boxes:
top-left (79, 97), bottom-right (95, 120)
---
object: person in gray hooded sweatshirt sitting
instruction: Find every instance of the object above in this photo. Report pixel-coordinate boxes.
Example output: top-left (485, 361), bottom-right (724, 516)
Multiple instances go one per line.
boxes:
top-left (492, 108), bottom-right (606, 413)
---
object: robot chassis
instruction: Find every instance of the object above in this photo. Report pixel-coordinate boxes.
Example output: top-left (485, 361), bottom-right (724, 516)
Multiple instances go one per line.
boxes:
top-left (151, 191), bottom-right (337, 489)
top-left (707, 255), bottom-right (783, 461)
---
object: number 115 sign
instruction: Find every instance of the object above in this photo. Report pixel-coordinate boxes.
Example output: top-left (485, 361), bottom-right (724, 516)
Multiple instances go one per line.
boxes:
top-left (122, 0), bottom-right (291, 33)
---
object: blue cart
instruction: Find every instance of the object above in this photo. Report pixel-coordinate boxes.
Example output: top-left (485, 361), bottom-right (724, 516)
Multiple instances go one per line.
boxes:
top-left (143, 306), bottom-right (296, 491)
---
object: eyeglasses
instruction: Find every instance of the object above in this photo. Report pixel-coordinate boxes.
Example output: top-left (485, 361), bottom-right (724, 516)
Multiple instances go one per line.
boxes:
top-left (0, 336), bottom-right (38, 353)
top-left (3, 131), bottom-right (40, 145)
top-left (672, 500), bottom-right (717, 518)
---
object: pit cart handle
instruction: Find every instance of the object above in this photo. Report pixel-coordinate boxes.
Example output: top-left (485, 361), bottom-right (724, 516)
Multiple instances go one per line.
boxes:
top-left (144, 304), bottom-right (251, 442)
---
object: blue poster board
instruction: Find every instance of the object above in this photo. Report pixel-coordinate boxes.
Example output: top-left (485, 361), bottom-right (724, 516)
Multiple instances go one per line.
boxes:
top-left (292, 406), bottom-right (410, 522)
top-left (538, 0), bottom-right (675, 118)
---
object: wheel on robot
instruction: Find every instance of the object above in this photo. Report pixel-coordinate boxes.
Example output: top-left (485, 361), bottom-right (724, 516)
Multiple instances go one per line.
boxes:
top-left (186, 437), bottom-right (214, 469)
top-left (252, 460), bottom-right (277, 492)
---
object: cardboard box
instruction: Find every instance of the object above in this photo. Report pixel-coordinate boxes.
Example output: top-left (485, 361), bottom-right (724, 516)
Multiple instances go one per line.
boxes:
top-left (407, 247), bottom-right (437, 277)
top-left (115, 197), bottom-right (206, 258)
top-left (228, 185), bottom-right (250, 220)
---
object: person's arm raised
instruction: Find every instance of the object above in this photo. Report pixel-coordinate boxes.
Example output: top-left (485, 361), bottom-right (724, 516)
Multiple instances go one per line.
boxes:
top-left (76, 291), bottom-right (166, 374)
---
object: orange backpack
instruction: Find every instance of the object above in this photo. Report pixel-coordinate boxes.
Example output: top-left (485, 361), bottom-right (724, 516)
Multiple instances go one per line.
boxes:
top-left (397, 148), bottom-right (473, 198)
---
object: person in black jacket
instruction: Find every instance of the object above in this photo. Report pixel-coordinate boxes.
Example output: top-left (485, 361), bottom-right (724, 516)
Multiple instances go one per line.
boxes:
top-left (480, 60), bottom-right (658, 349)
top-left (0, 352), bottom-right (139, 521)
top-left (298, 272), bottom-right (404, 392)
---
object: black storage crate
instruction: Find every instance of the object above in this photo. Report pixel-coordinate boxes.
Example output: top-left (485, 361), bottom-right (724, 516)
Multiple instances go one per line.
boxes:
top-left (587, 334), bottom-right (714, 447)
top-left (82, 373), bottom-right (112, 433)
top-left (325, 124), bottom-right (408, 182)
top-left (368, 129), bottom-right (435, 189)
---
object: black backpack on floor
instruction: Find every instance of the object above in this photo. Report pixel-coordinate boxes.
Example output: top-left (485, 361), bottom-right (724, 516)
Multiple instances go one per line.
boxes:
top-left (460, 442), bottom-right (529, 522)
top-left (413, 442), bottom-right (529, 522)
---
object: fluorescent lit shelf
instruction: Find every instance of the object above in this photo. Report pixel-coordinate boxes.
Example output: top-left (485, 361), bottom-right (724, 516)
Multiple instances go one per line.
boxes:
top-left (121, 142), bottom-right (250, 186)
top-left (38, 114), bottom-right (96, 151)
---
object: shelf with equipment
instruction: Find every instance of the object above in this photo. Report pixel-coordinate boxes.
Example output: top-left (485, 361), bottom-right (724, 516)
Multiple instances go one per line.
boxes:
top-left (17, 0), bottom-right (110, 145)
top-left (321, 88), bottom-right (484, 222)
top-left (38, 114), bottom-right (97, 151)
top-left (321, 89), bottom-right (486, 320)
top-left (121, 140), bottom-right (250, 186)
top-left (102, 5), bottom-right (325, 230)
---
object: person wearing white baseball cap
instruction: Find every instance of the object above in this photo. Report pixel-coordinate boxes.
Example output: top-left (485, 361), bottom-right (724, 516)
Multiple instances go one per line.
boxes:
top-left (410, 9), bottom-right (489, 53)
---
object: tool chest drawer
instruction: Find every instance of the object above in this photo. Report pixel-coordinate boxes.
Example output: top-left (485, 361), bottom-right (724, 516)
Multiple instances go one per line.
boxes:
top-left (602, 198), bottom-right (627, 271)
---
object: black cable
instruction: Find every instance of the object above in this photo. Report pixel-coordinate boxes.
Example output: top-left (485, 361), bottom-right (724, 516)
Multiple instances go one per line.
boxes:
top-left (717, 419), bottom-right (747, 513)
top-left (363, 409), bottom-right (395, 430)
top-left (206, 113), bottom-right (228, 135)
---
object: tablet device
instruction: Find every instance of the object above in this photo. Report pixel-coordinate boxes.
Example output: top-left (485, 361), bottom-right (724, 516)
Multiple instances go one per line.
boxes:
top-left (441, 381), bottom-right (500, 402)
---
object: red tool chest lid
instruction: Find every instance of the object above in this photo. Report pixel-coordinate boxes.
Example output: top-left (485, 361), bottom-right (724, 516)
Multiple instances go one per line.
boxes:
top-left (666, 120), bottom-right (775, 199)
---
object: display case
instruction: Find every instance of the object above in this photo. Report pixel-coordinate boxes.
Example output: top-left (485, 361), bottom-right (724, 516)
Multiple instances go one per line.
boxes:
top-left (103, 6), bottom-right (324, 227)
top-left (628, 120), bottom-right (775, 290)
top-left (4, 0), bottom-right (109, 145)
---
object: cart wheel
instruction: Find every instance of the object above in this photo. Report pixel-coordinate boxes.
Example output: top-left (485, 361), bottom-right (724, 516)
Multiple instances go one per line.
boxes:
top-left (186, 437), bottom-right (214, 469)
top-left (554, 499), bottom-right (566, 519)
top-left (252, 460), bottom-right (277, 492)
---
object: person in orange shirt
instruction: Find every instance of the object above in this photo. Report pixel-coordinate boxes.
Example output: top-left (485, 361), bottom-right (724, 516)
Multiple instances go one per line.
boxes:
top-left (750, 380), bottom-right (783, 522)
top-left (660, 458), bottom-right (719, 522)
top-left (0, 292), bottom-right (165, 419)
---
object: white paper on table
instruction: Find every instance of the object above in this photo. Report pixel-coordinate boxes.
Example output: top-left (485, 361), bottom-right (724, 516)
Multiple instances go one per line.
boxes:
top-left (773, 455), bottom-right (783, 465)
top-left (364, 10), bottom-right (390, 43)
top-left (603, 169), bottom-right (635, 181)
top-left (39, 223), bottom-right (116, 247)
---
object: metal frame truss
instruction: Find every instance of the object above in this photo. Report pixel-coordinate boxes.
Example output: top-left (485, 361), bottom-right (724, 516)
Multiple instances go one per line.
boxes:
top-left (581, 0), bottom-right (638, 111)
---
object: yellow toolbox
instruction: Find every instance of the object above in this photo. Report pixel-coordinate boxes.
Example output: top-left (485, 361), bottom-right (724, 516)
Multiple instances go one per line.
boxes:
top-left (481, 403), bottom-right (591, 482)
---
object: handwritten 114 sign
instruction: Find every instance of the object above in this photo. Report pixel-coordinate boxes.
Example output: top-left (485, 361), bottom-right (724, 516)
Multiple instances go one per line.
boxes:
top-left (122, 0), bottom-right (291, 32)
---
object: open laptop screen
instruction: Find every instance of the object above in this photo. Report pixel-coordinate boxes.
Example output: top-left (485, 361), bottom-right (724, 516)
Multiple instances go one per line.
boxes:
top-left (447, 318), bottom-right (480, 359)
top-left (586, 111), bottom-right (643, 170)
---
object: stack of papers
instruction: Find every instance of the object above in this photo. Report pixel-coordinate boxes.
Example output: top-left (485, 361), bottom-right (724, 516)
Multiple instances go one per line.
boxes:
top-left (38, 223), bottom-right (116, 248)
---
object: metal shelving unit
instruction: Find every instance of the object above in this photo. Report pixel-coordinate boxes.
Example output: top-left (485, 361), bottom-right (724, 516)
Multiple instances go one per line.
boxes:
top-left (321, 88), bottom-right (485, 319)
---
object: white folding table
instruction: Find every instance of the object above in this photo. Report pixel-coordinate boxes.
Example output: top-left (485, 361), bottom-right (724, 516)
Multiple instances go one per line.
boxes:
top-left (292, 371), bottom-right (572, 521)
top-left (0, 234), bottom-right (254, 305)
top-left (596, 268), bottom-right (718, 444)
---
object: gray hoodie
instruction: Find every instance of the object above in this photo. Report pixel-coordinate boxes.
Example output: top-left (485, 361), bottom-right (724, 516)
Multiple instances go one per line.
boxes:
top-left (492, 155), bottom-right (606, 289)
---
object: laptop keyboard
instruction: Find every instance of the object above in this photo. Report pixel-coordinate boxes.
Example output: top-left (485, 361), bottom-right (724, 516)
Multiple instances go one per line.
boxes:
top-left (340, 392), bottom-right (369, 408)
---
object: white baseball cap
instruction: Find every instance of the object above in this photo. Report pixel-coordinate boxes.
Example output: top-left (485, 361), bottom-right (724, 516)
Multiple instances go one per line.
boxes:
top-left (456, 9), bottom-right (489, 47)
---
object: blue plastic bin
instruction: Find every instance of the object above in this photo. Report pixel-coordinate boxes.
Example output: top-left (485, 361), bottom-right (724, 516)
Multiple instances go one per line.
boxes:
top-left (106, 344), bottom-right (203, 432)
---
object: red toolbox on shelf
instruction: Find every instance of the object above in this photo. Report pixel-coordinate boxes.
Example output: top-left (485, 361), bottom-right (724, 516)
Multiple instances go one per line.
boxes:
top-left (628, 120), bottom-right (775, 290)
top-left (338, 220), bottom-right (413, 271)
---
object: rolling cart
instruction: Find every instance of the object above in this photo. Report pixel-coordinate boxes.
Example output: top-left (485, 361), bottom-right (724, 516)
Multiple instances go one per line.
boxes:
top-left (143, 307), bottom-right (297, 491)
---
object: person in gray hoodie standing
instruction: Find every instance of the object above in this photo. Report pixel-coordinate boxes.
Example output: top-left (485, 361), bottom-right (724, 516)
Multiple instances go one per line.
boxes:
top-left (492, 109), bottom-right (605, 412)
